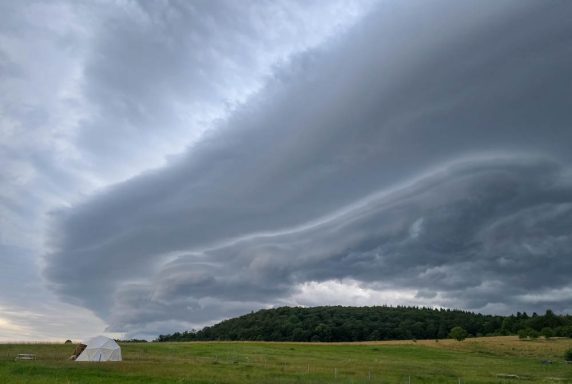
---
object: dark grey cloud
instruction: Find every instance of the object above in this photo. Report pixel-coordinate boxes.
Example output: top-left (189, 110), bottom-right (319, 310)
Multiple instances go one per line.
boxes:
top-left (100, 158), bottom-right (572, 336)
top-left (43, 0), bottom-right (572, 337)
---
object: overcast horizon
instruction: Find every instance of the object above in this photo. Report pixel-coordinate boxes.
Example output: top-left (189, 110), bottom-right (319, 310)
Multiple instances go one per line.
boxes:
top-left (2, 0), bottom-right (572, 341)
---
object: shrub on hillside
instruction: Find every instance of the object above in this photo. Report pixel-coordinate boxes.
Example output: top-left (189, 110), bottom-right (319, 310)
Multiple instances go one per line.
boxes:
top-left (519, 328), bottom-right (543, 340)
top-left (541, 327), bottom-right (554, 339)
top-left (528, 329), bottom-right (540, 339)
top-left (564, 348), bottom-right (572, 362)
top-left (449, 326), bottom-right (468, 342)
top-left (556, 326), bottom-right (572, 338)
top-left (518, 329), bottom-right (529, 339)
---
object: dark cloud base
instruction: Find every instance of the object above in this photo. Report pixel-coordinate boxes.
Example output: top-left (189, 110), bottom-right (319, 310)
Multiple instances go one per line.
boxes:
top-left (104, 158), bottom-right (572, 336)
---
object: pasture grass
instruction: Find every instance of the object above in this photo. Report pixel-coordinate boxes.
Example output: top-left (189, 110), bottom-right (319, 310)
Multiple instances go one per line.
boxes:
top-left (1, 336), bottom-right (571, 383)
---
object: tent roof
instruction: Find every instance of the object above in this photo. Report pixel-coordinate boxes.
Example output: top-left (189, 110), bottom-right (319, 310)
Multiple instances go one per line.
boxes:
top-left (84, 336), bottom-right (120, 350)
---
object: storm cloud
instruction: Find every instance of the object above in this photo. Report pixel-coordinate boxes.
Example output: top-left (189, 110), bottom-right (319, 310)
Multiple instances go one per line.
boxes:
top-left (4, 0), bottom-right (572, 339)
top-left (51, 157), bottom-right (572, 337)
top-left (1, 0), bottom-right (369, 340)
top-left (43, 0), bottom-right (572, 338)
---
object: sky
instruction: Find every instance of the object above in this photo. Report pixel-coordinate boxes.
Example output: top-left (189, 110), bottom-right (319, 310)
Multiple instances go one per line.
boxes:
top-left (1, 0), bottom-right (572, 341)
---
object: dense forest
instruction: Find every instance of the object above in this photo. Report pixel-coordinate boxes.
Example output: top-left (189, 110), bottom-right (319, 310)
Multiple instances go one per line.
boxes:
top-left (156, 306), bottom-right (572, 342)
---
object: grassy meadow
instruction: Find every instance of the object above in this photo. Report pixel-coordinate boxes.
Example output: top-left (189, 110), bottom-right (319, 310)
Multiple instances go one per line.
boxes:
top-left (1, 336), bottom-right (571, 383)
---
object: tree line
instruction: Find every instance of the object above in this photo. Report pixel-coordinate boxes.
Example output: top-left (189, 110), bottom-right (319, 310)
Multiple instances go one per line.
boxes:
top-left (156, 306), bottom-right (572, 342)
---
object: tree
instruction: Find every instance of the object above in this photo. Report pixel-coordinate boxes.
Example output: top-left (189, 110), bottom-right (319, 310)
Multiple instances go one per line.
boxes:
top-left (543, 309), bottom-right (561, 328)
top-left (501, 316), bottom-right (516, 335)
top-left (518, 328), bottom-right (529, 339)
top-left (449, 326), bottom-right (468, 341)
top-left (565, 348), bottom-right (572, 362)
top-left (558, 326), bottom-right (572, 338)
top-left (541, 327), bottom-right (554, 339)
top-left (292, 327), bottom-right (307, 341)
top-left (368, 330), bottom-right (381, 341)
top-left (437, 321), bottom-right (448, 339)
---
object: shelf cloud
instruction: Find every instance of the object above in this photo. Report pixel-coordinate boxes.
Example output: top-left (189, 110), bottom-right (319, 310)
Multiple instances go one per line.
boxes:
top-left (3, 0), bottom-right (572, 339)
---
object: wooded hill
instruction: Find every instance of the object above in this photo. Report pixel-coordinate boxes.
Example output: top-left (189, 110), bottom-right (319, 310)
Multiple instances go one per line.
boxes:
top-left (156, 306), bottom-right (572, 342)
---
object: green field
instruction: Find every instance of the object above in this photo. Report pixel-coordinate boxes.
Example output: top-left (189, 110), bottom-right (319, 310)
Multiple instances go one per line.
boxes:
top-left (1, 337), bottom-right (571, 383)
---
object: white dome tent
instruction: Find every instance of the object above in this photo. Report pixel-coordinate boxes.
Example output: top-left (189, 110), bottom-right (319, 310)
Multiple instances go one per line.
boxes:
top-left (76, 336), bottom-right (122, 362)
